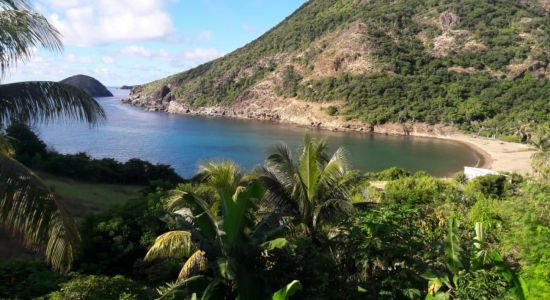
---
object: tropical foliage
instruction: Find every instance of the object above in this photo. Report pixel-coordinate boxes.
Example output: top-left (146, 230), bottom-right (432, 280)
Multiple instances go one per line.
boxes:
top-left (259, 135), bottom-right (356, 242)
top-left (0, 0), bottom-right (105, 272)
top-left (2, 136), bottom-right (548, 299)
top-left (145, 162), bottom-right (295, 299)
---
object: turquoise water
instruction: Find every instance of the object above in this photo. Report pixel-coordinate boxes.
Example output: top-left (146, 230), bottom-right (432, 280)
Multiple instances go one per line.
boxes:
top-left (37, 89), bottom-right (480, 177)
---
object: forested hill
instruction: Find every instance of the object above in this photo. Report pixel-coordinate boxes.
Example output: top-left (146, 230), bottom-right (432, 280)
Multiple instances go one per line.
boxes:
top-left (129, 0), bottom-right (550, 141)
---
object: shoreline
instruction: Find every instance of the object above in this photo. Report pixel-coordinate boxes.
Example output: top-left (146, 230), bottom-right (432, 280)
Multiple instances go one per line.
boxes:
top-left (121, 98), bottom-right (535, 175)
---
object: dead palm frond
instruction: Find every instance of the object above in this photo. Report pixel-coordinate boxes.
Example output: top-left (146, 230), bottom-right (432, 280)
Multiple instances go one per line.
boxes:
top-left (145, 230), bottom-right (197, 262)
top-left (177, 250), bottom-right (208, 282)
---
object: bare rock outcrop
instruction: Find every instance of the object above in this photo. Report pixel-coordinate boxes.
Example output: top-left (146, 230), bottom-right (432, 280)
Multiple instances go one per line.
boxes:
top-left (439, 11), bottom-right (460, 31)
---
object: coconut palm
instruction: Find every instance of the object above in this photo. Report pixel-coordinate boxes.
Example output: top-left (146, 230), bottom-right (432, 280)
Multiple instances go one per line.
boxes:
top-left (259, 135), bottom-right (357, 242)
top-left (0, 0), bottom-right (105, 272)
top-left (145, 162), bottom-right (290, 299)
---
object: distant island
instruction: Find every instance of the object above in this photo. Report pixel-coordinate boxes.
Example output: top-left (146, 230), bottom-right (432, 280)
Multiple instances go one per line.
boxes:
top-left (60, 74), bottom-right (113, 97)
top-left (120, 85), bottom-right (134, 90)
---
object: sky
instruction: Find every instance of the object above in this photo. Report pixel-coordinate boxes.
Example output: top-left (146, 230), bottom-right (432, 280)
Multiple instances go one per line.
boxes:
top-left (6, 0), bottom-right (306, 86)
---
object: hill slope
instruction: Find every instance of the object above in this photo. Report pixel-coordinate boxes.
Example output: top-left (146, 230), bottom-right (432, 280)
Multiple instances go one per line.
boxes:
top-left (61, 74), bottom-right (113, 97)
top-left (126, 0), bottom-right (550, 141)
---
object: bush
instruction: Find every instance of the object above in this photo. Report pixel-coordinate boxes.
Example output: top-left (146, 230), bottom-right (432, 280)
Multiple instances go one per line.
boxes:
top-left (384, 173), bottom-right (460, 205)
top-left (5, 123), bottom-right (48, 165)
top-left (337, 205), bottom-right (443, 298)
top-left (325, 106), bottom-right (338, 116)
top-left (365, 167), bottom-right (411, 181)
top-left (0, 261), bottom-right (64, 299)
top-left (47, 275), bottom-right (151, 300)
top-left (77, 190), bottom-right (169, 277)
top-left (453, 171), bottom-right (468, 184)
top-left (455, 269), bottom-right (509, 299)
top-left (465, 175), bottom-right (509, 199)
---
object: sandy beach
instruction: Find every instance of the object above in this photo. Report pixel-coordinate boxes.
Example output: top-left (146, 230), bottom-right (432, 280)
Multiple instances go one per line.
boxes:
top-left (406, 131), bottom-right (536, 175)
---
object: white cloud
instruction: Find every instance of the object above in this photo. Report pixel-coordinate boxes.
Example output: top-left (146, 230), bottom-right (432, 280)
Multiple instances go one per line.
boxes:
top-left (45, 0), bottom-right (176, 46)
top-left (66, 53), bottom-right (93, 64)
top-left (120, 45), bottom-right (170, 59)
top-left (198, 30), bottom-right (212, 41)
top-left (120, 45), bottom-right (152, 57)
top-left (183, 48), bottom-right (224, 61)
top-left (101, 56), bottom-right (115, 64)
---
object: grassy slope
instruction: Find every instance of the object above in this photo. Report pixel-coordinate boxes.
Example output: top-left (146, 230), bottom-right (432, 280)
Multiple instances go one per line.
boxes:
top-left (40, 173), bottom-right (144, 219)
top-left (0, 173), bottom-right (144, 262)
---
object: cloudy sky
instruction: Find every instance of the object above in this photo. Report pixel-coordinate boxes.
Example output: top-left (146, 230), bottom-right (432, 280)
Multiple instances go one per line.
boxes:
top-left (6, 0), bottom-right (305, 86)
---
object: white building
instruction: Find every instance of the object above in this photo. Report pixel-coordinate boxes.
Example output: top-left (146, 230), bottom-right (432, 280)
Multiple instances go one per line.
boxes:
top-left (464, 167), bottom-right (499, 180)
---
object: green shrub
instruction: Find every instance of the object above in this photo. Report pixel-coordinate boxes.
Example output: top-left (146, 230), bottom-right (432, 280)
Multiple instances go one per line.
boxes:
top-left (453, 171), bottom-right (468, 184)
top-left (339, 205), bottom-right (443, 298)
top-left (465, 175), bottom-right (509, 199)
top-left (77, 190), bottom-right (169, 277)
top-left (384, 174), bottom-right (459, 205)
top-left (0, 261), bottom-right (64, 299)
top-left (454, 268), bottom-right (509, 299)
top-left (47, 275), bottom-right (151, 300)
top-left (499, 135), bottom-right (521, 143)
top-left (365, 167), bottom-right (411, 181)
top-left (325, 106), bottom-right (338, 116)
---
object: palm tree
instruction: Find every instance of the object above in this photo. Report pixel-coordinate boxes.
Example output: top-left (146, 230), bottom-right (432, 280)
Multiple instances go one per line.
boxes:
top-left (0, 0), bottom-right (105, 272)
top-left (259, 135), bottom-right (357, 242)
top-left (145, 162), bottom-right (291, 299)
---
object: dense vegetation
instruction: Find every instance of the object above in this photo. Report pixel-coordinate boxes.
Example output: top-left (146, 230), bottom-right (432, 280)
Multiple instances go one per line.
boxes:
top-left (137, 0), bottom-right (550, 141)
top-left (2, 135), bottom-right (548, 299)
top-left (6, 124), bottom-right (183, 186)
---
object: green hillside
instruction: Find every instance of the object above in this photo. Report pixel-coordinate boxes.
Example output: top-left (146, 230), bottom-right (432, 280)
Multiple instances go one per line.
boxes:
top-left (132, 0), bottom-right (550, 141)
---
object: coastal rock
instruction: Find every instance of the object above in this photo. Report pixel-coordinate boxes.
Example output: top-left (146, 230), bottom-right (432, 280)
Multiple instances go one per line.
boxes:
top-left (60, 74), bottom-right (113, 97)
top-left (152, 85), bottom-right (171, 99)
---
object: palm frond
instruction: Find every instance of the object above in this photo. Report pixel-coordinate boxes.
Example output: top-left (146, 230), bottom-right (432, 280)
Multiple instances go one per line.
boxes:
top-left (318, 147), bottom-right (349, 195)
top-left (445, 218), bottom-right (463, 274)
top-left (0, 1), bottom-right (32, 11)
top-left (265, 143), bottom-right (296, 181)
top-left (0, 3), bottom-right (62, 76)
top-left (298, 136), bottom-right (321, 203)
top-left (165, 189), bottom-right (186, 212)
top-left (0, 153), bottom-right (78, 272)
top-left (258, 167), bottom-right (295, 212)
top-left (0, 134), bottom-right (14, 156)
top-left (156, 275), bottom-right (211, 300)
top-left (222, 181), bottom-right (264, 249)
top-left (199, 161), bottom-right (242, 198)
top-left (312, 198), bottom-right (353, 229)
top-left (145, 231), bottom-right (197, 261)
top-left (177, 250), bottom-right (208, 282)
top-left (183, 192), bottom-right (221, 242)
top-left (0, 81), bottom-right (106, 126)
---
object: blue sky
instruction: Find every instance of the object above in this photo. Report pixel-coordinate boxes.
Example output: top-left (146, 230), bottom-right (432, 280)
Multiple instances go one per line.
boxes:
top-left (7, 0), bottom-right (305, 86)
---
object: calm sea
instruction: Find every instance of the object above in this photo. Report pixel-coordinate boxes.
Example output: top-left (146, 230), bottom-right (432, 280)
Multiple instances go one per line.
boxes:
top-left (36, 89), bottom-right (480, 177)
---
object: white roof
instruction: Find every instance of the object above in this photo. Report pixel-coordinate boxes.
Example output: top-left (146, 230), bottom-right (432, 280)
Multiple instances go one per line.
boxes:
top-left (464, 167), bottom-right (499, 180)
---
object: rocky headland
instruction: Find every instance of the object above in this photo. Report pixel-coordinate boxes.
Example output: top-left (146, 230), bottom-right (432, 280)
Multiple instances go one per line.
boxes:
top-left (61, 74), bottom-right (113, 97)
